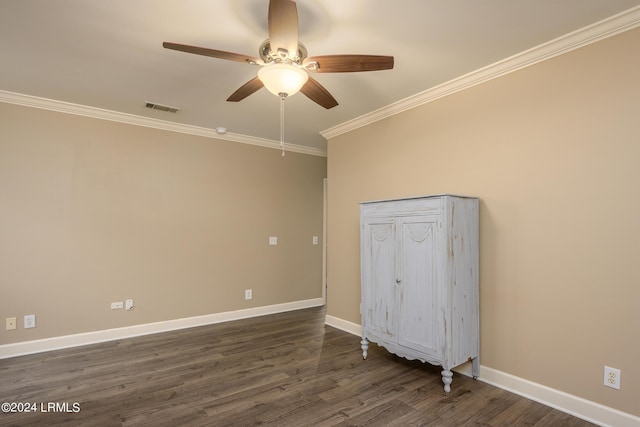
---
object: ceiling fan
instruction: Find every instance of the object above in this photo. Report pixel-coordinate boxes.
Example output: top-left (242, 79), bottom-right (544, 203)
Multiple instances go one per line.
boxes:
top-left (163, 0), bottom-right (394, 109)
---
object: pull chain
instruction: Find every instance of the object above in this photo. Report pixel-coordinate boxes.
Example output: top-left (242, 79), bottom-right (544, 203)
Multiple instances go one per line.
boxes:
top-left (279, 93), bottom-right (287, 157)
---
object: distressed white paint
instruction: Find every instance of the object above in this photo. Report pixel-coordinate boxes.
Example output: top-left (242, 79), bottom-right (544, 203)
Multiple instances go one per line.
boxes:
top-left (360, 195), bottom-right (479, 394)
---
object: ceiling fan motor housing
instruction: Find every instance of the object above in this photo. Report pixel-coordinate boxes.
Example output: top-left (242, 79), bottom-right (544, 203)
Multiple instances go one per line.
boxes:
top-left (259, 39), bottom-right (308, 64)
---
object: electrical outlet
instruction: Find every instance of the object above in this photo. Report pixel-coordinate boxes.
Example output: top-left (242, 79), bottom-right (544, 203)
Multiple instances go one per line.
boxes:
top-left (111, 301), bottom-right (124, 309)
top-left (604, 366), bottom-right (621, 390)
top-left (6, 317), bottom-right (17, 330)
top-left (24, 314), bottom-right (36, 329)
top-left (245, 289), bottom-right (253, 300)
top-left (125, 299), bottom-right (134, 311)
top-left (313, 236), bottom-right (318, 245)
top-left (269, 236), bottom-right (277, 245)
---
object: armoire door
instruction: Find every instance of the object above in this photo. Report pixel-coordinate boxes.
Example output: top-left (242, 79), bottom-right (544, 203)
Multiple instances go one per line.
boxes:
top-left (397, 215), bottom-right (440, 358)
top-left (361, 218), bottom-right (396, 339)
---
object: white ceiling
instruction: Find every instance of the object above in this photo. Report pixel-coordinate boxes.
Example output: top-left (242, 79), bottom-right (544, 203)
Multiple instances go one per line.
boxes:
top-left (1, 0), bottom-right (639, 153)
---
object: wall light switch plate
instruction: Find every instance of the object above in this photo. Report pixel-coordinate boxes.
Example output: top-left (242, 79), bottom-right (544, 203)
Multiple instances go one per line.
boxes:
top-left (269, 236), bottom-right (277, 245)
top-left (24, 314), bottom-right (36, 329)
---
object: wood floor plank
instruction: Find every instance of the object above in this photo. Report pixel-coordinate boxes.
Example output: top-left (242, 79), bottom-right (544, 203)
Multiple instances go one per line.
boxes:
top-left (0, 307), bottom-right (596, 426)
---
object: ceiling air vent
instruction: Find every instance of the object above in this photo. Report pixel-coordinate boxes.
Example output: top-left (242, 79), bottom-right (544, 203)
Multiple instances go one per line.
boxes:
top-left (145, 102), bottom-right (179, 113)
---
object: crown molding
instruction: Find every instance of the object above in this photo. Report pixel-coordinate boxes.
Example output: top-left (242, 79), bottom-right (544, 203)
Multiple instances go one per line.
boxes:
top-left (0, 90), bottom-right (327, 158)
top-left (321, 5), bottom-right (640, 140)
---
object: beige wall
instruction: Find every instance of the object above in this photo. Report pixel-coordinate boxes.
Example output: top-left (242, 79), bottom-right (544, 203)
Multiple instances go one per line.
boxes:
top-left (0, 103), bottom-right (326, 344)
top-left (326, 28), bottom-right (640, 415)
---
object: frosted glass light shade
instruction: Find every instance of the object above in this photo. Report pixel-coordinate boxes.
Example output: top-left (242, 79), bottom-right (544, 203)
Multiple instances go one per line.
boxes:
top-left (258, 63), bottom-right (309, 97)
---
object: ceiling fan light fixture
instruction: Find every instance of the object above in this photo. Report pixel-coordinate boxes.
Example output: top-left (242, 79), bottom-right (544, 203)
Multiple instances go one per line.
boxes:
top-left (258, 63), bottom-right (309, 97)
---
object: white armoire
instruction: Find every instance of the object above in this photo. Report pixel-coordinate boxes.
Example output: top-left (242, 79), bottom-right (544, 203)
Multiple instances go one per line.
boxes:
top-left (360, 195), bottom-right (479, 394)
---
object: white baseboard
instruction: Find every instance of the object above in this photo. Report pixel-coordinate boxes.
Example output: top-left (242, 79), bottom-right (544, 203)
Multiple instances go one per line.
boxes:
top-left (455, 364), bottom-right (640, 427)
top-left (0, 298), bottom-right (324, 360)
top-left (324, 314), bottom-right (361, 336)
top-left (325, 315), bottom-right (640, 427)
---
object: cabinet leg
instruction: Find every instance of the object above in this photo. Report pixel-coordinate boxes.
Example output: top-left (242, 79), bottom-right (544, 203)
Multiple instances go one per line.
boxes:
top-left (361, 338), bottom-right (369, 360)
top-left (472, 357), bottom-right (480, 379)
top-left (441, 370), bottom-right (453, 395)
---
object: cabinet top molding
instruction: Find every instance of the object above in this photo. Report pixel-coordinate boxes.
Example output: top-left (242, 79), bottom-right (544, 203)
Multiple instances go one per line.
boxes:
top-left (360, 194), bottom-right (478, 205)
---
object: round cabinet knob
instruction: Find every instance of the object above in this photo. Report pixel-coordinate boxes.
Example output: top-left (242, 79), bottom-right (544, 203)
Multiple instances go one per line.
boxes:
top-left (396, 278), bottom-right (401, 284)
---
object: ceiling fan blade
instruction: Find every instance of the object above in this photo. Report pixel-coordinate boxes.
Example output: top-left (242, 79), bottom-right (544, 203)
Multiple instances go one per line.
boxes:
top-left (163, 42), bottom-right (261, 65)
top-left (268, 0), bottom-right (299, 59)
top-left (227, 77), bottom-right (265, 102)
top-left (300, 77), bottom-right (338, 109)
top-left (304, 55), bottom-right (394, 73)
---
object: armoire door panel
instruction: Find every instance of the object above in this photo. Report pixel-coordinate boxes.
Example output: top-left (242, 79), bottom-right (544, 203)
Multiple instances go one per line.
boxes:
top-left (363, 220), bottom-right (396, 338)
top-left (398, 217), bottom-right (439, 356)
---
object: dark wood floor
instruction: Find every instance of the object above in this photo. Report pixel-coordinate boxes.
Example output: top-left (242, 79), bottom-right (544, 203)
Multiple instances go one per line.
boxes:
top-left (1, 307), bottom-right (594, 426)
